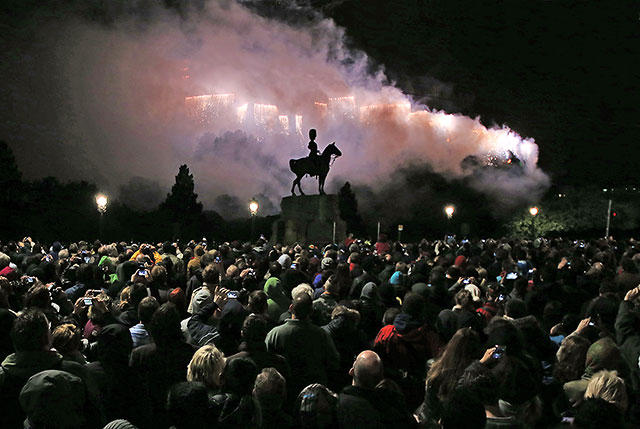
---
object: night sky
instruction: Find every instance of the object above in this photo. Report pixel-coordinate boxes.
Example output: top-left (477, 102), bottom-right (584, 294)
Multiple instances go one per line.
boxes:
top-left (1, 0), bottom-right (638, 205)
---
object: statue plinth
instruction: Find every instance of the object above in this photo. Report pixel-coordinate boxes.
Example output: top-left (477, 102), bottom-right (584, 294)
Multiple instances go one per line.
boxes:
top-left (275, 194), bottom-right (346, 245)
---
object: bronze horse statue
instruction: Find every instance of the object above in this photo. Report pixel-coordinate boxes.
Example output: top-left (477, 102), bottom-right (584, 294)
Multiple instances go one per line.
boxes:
top-left (289, 143), bottom-right (342, 195)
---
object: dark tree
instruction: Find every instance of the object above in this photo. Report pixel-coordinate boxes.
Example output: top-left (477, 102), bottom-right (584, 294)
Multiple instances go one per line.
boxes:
top-left (338, 181), bottom-right (364, 235)
top-left (160, 164), bottom-right (203, 222)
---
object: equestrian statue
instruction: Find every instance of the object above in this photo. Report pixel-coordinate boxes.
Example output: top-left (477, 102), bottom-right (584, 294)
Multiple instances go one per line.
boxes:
top-left (289, 129), bottom-right (342, 196)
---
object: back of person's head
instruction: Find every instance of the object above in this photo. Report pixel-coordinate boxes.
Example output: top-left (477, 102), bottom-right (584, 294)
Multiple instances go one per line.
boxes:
top-left (202, 264), bottom-right (222, 284)
top-left (574, 398), bottom-right (623, 428)
top-left (223, 357), bottom-right (258, 396)
top-left (96, 323), bottom-right (133, 365)
top-left (351, 350), bottom-right (384, 389)
top-left (454, 289), bottom-right (473, 309)
top-left (296, 383), bottom-right (338, 429)
top-left (401, 292), bottom-right (425, 320)
top-left (291, 294), bottom-right (313, 320)
top-left (248, 290), bottom-right (268, 314)
top-left (439, 387), bottom-right (486, 429)
top-left (268, 261), bottom-right (282, 278)
top-left (19, 370), bottom-right (86, 429)
top-left (150, 303), bottom-right (182, 346)
top-left (291, 283), bottom-right (314, 300)
top-left (187, 344), bottom-right (226, 389)
top-left (129, 282), bottom-right (148, 312)
top-left (323, 276), bottom-right (340, 295)
top-left (554, 333), bottom-right (591, 383)
top-left (51, 323), bottom-right (82, 356)
top-left (11, 308), bottom-right (49, 352)
top-left (166, 381), bottom-right (208, 429)
top-left (505, 298), bottom-right (527, 319)
top-left (151, 265), bottom-right (167, 284)
top-left (138, 296), bottom-right (160, 326)
top-left (382, 307), bottom-right (400, 326)
top-left (584, 370), bottom-right (627, 413)
top-left (241, 313), bottom-right (268, 344)
top-left (253, 367), bottom-right (286, 411)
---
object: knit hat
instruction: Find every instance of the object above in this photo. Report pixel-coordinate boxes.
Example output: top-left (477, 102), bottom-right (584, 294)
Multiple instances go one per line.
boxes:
top-left (321, 257), bottom-right (335, 270)
top-left (464, 284), bottom-right (482, 302)
top-left (103, 419), bottom-right (139, 429)
top-left (19, 370), bottom-right (86, 428)
top-left (454, 255), bottom-right (467, 267)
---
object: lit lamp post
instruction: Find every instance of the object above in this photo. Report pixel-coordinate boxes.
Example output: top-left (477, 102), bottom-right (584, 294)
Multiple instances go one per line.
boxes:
top-left (529, 206), bottom-right (539, 239)
top-left (95, 194), bottom-right (108, 240)
top-left (249, 198), bottom-right (259, 242)
top-left (444, 205), bottom-right (455, 236)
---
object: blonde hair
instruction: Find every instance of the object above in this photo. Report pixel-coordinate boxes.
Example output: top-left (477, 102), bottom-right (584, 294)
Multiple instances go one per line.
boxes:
top-left (291, 283), bottom-right (314, 300)
top-left (584, 370), bottom-right (628, 412)
top-left (187, 345), bottom-right (226, 388)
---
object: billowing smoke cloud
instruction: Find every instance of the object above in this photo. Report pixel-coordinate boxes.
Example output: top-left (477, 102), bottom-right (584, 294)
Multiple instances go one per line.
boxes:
top-left (0, 0), bottom-right (548, 216)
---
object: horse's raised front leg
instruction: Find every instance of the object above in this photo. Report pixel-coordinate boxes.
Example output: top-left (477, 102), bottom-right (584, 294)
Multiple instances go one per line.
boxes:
top-left (291, 179), bottom-right (296, 196)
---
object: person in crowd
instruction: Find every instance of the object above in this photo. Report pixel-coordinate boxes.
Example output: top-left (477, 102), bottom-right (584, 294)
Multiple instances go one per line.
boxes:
top-left (130, 296), bottom-right (159, 348)
top-left (295, 383), bottom-right (339, 429)
top-left (266, 294), bottom-right (340, 402)
top-left (253, 367), bottom-right (294, 429)
top-left (130, 303), bottom-right (197, 428)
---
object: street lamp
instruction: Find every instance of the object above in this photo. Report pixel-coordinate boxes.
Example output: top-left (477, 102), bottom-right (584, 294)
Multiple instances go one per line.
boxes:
top-left (444, 205), bottom-right (455, 237)
top-left (249, 198), bottom-right (259, 242)
top-left (95, 194), bottom-right (108, 239)
top-left (445, 205), bottom-right (455, 219)
top-left (529, 206), bottom-right (539, 239)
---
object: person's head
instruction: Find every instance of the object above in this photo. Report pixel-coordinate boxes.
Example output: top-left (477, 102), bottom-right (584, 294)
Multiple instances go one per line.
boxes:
top-left (427, 328), bottom-right (482, 398)
top-left (454, 289), bottom-right (473, 310)
top-left (584, 370), bottom-right (627, 413)
top-left (309, 128), bottom-right (316, 141)
top-left (505, 298), bottom-right (527, 319)
top-left (187, 344), bottom-right (226, 389)
top-left (51, 323), bottom-right (82, 356)
top-left (268, 261), bottom-right (282, 279)
top-left (96, 323), bottom-right (133, 365)
top-left (166, 382), bottom-right (208, 429)
top-left (202, 264), bottom-right (222, 285)
top-left (350, 350), bottom-right (384, 389)
top-left (151, 265), bottom-right (167, 284)
top-left (291, 283), bottom-right (314, 300)
top-left (248, 290), bottom-right (268, 314)
top-left (222, 357), bottom-right (258, 396)
top-left (553, 333), bottom-right (591, 383)
top-left (138, 296), bottom-right (160, 327)
top-left (382, 307), bottom-right (400, 326)
top-left (291, 294), bottom-right (313, 320)
top-left (11, 308), bottom-right (50, 352)
top-left (439, 387), bottom-right (486, 429)
top-left (323, 275), bottom-right (340, 296)
top-left (150, 303), bottom-right (183, 346)
top-left (296, 384), bottom-right (338, 429)
top-left (253, 367), bottom-right (287, 411)
top-left (129, 282), bottom-right (148, 312)
top-left (241, 313), bottom-right (268, 345)
top-left (574, 398), bottom-right (623, 429)
top-left (19, 370), bottom-right (86, 429)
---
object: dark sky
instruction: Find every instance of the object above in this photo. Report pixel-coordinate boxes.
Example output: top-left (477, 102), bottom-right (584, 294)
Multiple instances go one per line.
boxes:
top-left (321, 0), bottom-right (640, 186)
top-left (1, 0), bottom-right (639, 194)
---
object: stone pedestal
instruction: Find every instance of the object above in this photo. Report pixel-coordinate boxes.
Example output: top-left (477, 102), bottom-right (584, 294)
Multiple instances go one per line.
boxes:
top-left (276, 194), bottom-right (346, 245)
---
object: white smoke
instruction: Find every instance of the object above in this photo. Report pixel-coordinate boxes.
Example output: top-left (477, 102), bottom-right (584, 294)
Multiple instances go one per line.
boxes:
top-left (0, 0), bottom-right (549, 214)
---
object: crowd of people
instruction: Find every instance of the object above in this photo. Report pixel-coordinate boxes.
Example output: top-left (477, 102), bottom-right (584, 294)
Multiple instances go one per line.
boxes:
top-left (1, 233), bottom-right (640, 428)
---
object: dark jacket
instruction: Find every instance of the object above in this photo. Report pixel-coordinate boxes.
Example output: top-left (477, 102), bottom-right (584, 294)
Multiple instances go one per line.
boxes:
top-left (615, 300), bottom-right (640, 391)
top-left (338, 385), bottom-right (385, 429)
top-left (227, 341), bottom-right (291, 381)
top-left (187, 302), bottom-right (223, 347)
top-left (0, 350), bottom-right (103, 428)
top-left (129, 341), bottom-right (197, 428)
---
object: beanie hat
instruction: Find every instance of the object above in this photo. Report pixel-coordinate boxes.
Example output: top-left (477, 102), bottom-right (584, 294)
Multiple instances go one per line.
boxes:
top-left (454, 255), bottom-right (467, 267)
top-left (321, 257), bottom-right (335, 270)
top-left (103, 419), bottom-right (139, 429)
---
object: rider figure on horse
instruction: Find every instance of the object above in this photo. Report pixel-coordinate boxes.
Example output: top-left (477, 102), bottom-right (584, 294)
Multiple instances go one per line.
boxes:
top-left (307, 128), bottom-right (321, 176)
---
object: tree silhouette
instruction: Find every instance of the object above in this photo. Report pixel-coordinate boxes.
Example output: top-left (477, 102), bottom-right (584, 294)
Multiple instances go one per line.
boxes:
top-left (160, 164), bottom-right (203, 222)
top-left (338, 182), bottom-right (364, 235)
